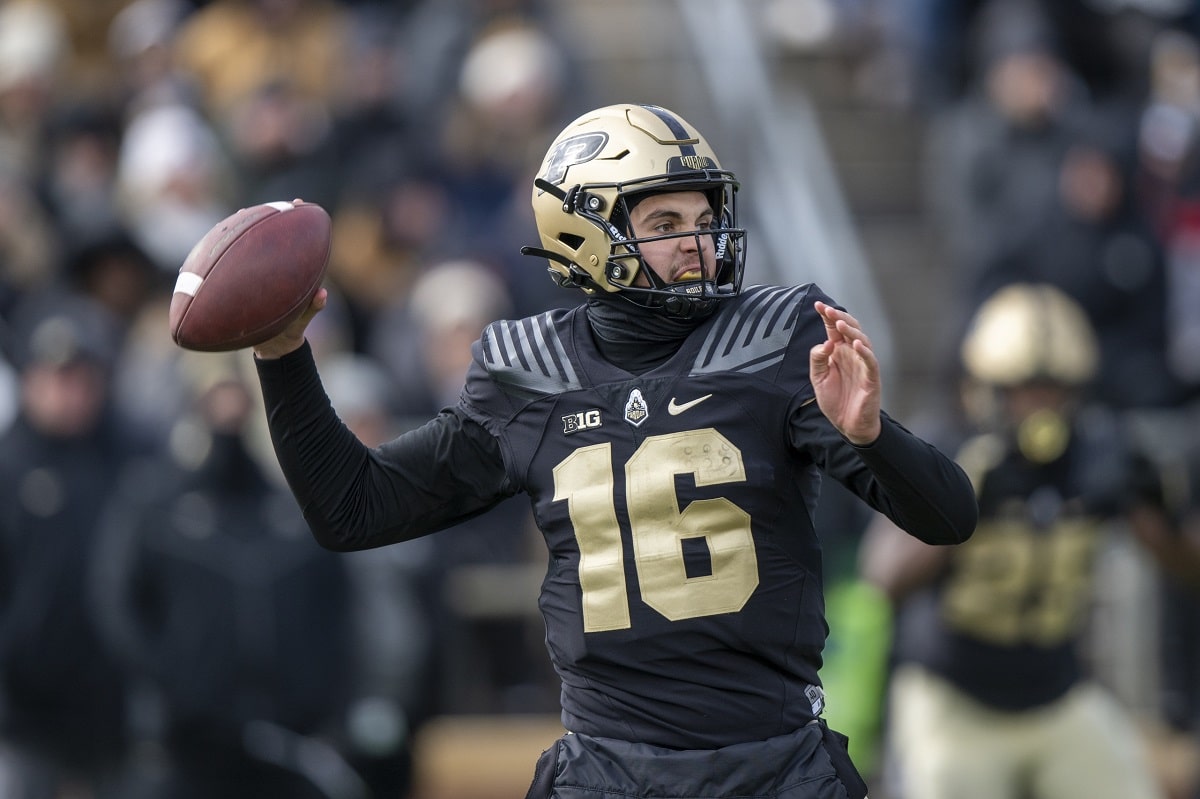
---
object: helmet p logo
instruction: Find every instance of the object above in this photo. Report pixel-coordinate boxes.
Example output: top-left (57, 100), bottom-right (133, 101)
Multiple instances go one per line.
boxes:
top-left (541, 132), bottom-right (608, 186)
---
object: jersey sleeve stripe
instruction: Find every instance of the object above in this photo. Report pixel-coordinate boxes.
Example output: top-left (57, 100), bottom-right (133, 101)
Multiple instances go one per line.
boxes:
top-left (691, 286), bottom-right (806, 375)
top-left (482, 313), bottom-right (582, 398)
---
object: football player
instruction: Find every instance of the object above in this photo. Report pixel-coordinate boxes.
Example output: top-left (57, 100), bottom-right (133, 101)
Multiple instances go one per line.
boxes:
top-left (251, 104), bottom-right (978, 799)
top-left (861, 283), bottom-right (1169, 799)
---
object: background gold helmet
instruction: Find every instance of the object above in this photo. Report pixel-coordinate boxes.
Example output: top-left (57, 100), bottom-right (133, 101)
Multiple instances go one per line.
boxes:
top-left (960, 282), bottom-right (1099, 387)
top-left (523, 104), bottom-right (746, 317)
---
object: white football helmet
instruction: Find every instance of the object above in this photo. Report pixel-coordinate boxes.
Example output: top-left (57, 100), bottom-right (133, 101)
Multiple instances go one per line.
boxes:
top-left (524, 104), bottom-right (746, 317)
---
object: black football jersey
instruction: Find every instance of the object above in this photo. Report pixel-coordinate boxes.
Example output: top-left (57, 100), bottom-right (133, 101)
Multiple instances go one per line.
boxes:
top-left (457, 284), bottom-right (971, 747)
top-left (893, 416), bottom-right (1140, 711)
top-left (256, 283), bottom-right (975, 750)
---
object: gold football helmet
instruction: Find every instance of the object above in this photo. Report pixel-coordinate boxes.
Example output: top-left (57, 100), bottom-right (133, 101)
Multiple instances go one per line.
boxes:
top-left (961, 283), bottom-right (1099, 387)
top-left (523, 104), bottom-right (746, 317)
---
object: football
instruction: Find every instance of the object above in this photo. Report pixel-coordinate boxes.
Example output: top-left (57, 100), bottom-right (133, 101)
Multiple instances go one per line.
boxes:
top-left (169, 200), bottom-right (332, 352)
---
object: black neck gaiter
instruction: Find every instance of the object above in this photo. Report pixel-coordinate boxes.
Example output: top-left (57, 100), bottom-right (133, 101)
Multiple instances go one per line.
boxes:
top-left (585, 297), bottom-right (712, 375)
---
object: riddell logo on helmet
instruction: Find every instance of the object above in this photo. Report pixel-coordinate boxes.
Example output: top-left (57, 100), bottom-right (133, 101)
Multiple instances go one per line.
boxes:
top-left (542, 132), bottom-right (609, 186)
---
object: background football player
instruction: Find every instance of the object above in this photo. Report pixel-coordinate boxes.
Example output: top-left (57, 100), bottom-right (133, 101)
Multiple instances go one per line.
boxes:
top-left (861, 282), bottom-right (1171, 799)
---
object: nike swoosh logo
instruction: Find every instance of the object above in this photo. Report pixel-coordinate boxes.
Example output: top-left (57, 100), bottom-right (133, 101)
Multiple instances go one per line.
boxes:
top-left (667, 394), bottom-right (713, 415)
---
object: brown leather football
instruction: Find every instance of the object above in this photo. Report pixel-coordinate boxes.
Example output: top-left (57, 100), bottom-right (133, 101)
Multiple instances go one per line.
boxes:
top-left (169, 200), bottom-right (332, 352)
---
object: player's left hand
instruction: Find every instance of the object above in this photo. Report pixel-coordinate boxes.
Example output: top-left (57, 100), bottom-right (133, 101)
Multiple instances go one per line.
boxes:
top-left (810, 301), bottom-right (882, 446)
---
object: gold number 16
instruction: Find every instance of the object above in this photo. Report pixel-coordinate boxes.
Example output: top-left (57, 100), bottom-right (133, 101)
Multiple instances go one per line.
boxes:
top-left (553, 428), bottom-right (759, 633)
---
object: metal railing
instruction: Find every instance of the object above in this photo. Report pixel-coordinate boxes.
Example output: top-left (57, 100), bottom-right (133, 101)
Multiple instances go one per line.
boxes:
top-left (676, 0), bottom-right (896, 373)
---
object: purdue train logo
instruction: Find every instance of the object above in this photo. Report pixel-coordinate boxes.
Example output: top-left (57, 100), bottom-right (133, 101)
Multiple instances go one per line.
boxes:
top-left (624, 388), bottom-right (649, 427)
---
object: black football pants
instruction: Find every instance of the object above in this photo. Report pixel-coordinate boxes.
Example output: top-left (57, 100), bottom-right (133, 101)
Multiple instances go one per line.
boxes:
top-left (524, 720), bottom-right (867, 799)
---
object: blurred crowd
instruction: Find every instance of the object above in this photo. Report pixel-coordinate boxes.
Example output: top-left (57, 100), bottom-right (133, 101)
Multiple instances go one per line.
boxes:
top-left (788, 1), bottom-right (1200, 797)
top-left (6, 0), bottom-right (1200, 798)
top-left (0, 0), bottom-right (590, 797)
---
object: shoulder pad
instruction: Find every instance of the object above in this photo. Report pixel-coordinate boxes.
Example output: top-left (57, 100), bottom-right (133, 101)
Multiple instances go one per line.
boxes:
top-left (691, 285), bottom-right (810, 375)
top-left (480, 312), bottom-right (583, 399)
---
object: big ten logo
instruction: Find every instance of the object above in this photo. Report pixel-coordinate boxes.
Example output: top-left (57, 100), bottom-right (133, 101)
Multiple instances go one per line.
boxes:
top-left (562, 409), bottom-right (603, 435)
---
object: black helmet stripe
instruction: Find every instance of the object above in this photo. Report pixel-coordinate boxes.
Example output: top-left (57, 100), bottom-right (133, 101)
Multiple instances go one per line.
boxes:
top-left (640, 104), bottom-right (697, 157)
